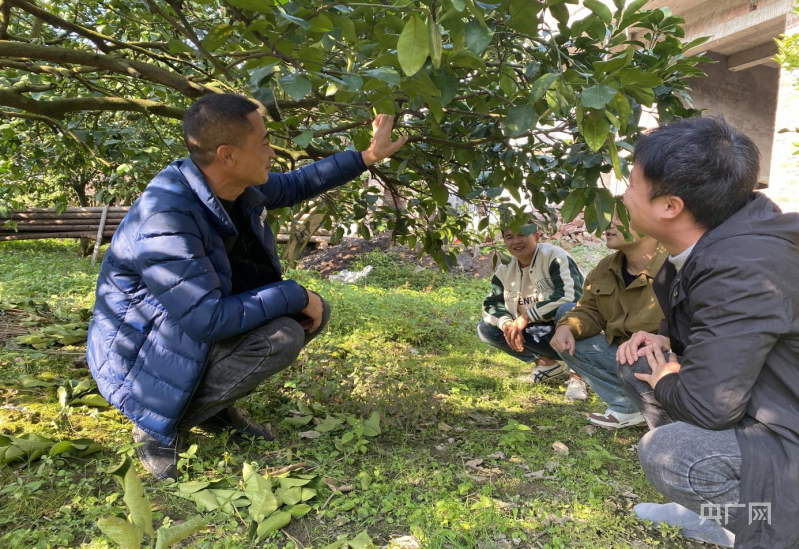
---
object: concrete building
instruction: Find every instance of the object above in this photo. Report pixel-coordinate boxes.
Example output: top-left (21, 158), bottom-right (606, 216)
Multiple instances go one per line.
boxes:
top-left (640, 0), bottom-right (799, 209)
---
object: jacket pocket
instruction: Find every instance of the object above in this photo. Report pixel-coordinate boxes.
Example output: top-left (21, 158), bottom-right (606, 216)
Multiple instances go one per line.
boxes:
top-left (590, 282), bottom-right (616, 296)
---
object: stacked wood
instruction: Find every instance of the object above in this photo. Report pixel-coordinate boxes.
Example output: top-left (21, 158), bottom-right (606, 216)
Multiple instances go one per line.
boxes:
top-left (0, 207), bottom-right (128, 241)
top-left (0, 207), bottom-right (332, 247)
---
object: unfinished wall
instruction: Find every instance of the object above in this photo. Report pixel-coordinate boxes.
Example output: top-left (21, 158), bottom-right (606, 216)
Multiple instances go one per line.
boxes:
top-left (686, 52), bottom-right (779, 185)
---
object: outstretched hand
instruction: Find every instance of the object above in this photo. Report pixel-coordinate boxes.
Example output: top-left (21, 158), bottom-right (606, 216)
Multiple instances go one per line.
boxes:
top-left (360, 114), bottom-right (408, 166)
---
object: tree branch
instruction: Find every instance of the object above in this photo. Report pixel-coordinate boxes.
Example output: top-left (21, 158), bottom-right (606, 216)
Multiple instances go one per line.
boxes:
top-left (0, 90), bottom-right (186, 119)
top-left (0, 41), bottom-right (214, 98)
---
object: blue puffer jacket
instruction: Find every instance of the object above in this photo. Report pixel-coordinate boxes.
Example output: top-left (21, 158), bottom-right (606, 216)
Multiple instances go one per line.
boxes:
top-left (87, 152), bottom-right (366, 445)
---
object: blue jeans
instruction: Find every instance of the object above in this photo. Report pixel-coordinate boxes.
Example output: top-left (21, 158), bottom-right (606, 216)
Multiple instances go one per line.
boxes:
top-left (477, 304), bottom-right (575, 363)
top-left (557, 334), bottom-right (638, 414)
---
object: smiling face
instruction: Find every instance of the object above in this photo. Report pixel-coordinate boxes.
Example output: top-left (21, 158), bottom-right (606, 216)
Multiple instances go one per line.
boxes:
top-left (502, 228), bottom-right (540, 266)
top-left (230, 110), bottom-right (276, 187)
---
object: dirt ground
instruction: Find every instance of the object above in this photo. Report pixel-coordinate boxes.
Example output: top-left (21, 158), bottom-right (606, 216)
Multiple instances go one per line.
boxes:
top-left (299, 213), bottom-right (605, 279)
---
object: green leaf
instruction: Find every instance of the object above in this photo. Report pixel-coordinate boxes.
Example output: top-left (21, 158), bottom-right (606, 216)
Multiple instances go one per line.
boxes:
top-left (505, 105), bottom-right (536, 137)
top-left (226, 0), bottom-right (272, 12)
top-left (429, 21), bottom-right (443, 69)
top-left (430, 71), bottom-right (458, 106)
top-left (509, 0), bottom-right (542, 32)
top-left (97, 517), bottom-right (140, 549)
top-left (549, 2), bottom-right (570, 25)
top-left (465, 21), bottom-right (493, 55)
top-left (561, 189), bottom-right (587, 223)
top-left (623, 0), bottom-right (649, 21)
top-left (288, 504), bottom-right (312, 518)
top-left (609, 138), bottom-right (623, 180)
top-left (431, 183), bottom-right (449, 206)
top-left (108, 457), bottom-right (154, 540)
top-left (619, 68), bottom-right (663, 89)
top-left (201, 24), bottom-right (234, 52)
top-left (349, 531), bottom-right (377, 549)
top-left (365, 68), bottom-right (400, 88)
top-left (397, 16), bottom-right (430, 76)
top-left (243, 463), bottom-right (280, 522)
top-left (528, 73), bottom-right (559, 103)
top-left (18, 374), bottom-right (56, 388)
top-left (155, 516), bottom-right (208, 549)
top-left (584, 0), bottom-right (613, 24)
top-left (315, 415), bottom-right (344, 433)
top-left (48, 441), bottom-right (75, 457)
top-left (277, 10), bottom-right (312, 30)
top-left (309, 13), bottom-right (334, 32)
top-left (581, 85), bottom-right (617, 109)
top-left (276, 486), bottom-right (303, 505)
top-left (583, 111), bottom-right (610, 152)
top-left (255, 511), bottom-right (292, 541)
top-left (279, 74), bottom-right (312, 101)
top-left (71, 394), bottom-right (110, 408)
top-left (167, 39), bottom-right (193, 54)
top-left (293, 130), bottom-right (314, 149)
top-left (363, 411), bottom-right (381, 436)
top-left (594, 188), bottom-right (615, 232)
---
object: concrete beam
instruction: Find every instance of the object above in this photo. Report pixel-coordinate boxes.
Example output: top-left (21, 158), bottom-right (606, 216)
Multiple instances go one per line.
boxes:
top-left (679, 0), bottom-right (792, 56)
top-left (728, 41), bottom-right (780, 71)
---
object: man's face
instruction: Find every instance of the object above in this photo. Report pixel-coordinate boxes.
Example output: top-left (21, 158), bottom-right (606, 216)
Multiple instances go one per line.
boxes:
top-left (604, 216), bottom-right (637, 250)
top-left (232, 110), bottom-right (276, 187)
top-left (502, 228), bottom-right (539, 263)
top-left (623, 164), bottom-right (660, 239)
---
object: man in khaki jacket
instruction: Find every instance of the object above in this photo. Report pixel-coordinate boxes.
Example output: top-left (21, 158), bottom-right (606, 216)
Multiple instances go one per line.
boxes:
top-left (550, 220), bottom-right (666, 428)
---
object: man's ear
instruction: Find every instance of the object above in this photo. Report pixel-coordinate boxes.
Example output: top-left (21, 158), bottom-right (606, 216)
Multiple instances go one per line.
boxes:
top-left (216, 144), bottom-right (235, 167)
top-left (661, 195), bottom-right (686, 220)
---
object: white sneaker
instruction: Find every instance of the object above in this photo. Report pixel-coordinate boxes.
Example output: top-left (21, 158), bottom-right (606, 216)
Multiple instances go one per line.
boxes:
top-left (565, 378), bottom-right (588, 401)
top-left (588, 408), bottom-right (646, 429)
top-left (531, 362), bottom-right (568, 383)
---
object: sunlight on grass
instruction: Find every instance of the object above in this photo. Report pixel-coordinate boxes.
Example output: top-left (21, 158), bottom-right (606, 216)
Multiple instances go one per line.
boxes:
top-left (0, 243), bottom-right (694, 548)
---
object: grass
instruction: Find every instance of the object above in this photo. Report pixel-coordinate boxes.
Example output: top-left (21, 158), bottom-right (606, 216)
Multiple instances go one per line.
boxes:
top-left (0, 240), bottom-right (710, 548)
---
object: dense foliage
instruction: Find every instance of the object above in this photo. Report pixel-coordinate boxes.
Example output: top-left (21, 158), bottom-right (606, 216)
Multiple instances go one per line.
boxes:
top-left (0, 0), bottom-right (707, 265)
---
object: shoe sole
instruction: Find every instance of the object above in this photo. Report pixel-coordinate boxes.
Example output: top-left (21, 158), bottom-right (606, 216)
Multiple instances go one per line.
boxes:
top-left (588, 418), bottom-right (646, 429)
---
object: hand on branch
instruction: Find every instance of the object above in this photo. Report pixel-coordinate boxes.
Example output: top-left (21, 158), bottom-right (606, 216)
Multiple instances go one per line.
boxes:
top-left (360, 114), bottom-right (407, 166)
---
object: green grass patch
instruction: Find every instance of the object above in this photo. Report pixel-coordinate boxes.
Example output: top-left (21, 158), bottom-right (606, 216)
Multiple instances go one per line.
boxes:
top-left (0, 241), bottom-right (699, 548)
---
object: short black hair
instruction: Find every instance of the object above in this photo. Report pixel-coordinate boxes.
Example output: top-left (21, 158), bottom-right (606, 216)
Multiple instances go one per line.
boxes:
top-left (633, 116), bottom-right (760, 230)
top-left (183, 94), bottom-right (261, 167)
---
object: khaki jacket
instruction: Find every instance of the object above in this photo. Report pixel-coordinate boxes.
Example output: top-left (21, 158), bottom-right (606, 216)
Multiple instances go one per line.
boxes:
top-left (556, 246), bottom-right (667, 345)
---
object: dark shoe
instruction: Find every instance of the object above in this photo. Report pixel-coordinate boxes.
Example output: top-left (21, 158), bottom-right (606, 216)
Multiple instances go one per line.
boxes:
top-left (198, 406), bottom-right (274, 441)
top-left (132, 425), bottom-right (183, 481)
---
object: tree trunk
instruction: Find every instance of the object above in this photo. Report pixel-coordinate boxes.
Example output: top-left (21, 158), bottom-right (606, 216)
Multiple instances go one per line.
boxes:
top-left (281, 209), bottom-right (326, 268)
top-left (72, 176), bottom-right (94, 257)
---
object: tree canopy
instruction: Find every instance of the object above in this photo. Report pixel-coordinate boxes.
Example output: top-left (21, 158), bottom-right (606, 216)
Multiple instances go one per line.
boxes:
top-left (0, 0), bottom-right (707, 266)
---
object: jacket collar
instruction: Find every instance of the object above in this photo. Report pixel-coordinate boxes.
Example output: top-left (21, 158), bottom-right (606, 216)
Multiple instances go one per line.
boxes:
top-left (177, 157), bottom-right (238, 236)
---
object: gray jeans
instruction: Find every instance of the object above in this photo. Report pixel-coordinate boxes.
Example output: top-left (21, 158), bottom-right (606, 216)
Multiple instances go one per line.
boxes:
top-left (178, 297), bottom-right (331, 428)
top-left (638, 421), bottom-right (742, 528)
top-left (620, 359), bottom-right (742, 528)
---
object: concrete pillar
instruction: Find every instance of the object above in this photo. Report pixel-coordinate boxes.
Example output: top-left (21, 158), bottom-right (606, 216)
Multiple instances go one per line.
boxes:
top-left (765, 11), bottom-right (799, 212)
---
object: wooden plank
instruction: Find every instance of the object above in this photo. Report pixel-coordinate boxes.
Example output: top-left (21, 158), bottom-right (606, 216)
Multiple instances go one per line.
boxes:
top-left (1, 232), bottom-right (117, 241)
top-left (0, 224), bottom-right (120, 232)
top-left (728, 41), bottom-right (780, 71)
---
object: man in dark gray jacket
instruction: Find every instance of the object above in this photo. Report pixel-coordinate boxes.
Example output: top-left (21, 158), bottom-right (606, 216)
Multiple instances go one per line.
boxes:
top-left (615, 117), bottom-right (799, 549)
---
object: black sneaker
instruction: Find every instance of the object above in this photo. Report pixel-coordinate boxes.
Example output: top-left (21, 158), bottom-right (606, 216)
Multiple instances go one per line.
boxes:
top-left (198, 406), bottom-right (274, 441)
top-left (132, 425), bottom-right (183, 481)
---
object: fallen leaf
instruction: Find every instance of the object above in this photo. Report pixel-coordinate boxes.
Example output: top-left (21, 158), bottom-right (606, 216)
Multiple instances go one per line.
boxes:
top-left (487, 451), bottom-right (506, 460)
top-left (582, 425), bottom-right (597, 436)
top-left (552, 441), bottom-right (569, 455)
top-left (299, 430), bottom-right (322, 439)
top-left (465, 458), bottom-right (484, 470)
top-left (438, 422), bottom-right (453, 432)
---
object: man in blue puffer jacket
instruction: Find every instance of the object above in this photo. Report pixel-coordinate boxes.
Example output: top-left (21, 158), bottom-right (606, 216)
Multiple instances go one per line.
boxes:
top-left (87, 94), bottom-right (406, 479)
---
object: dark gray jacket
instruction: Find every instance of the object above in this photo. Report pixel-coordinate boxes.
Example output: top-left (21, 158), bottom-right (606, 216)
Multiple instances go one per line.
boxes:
top-left (653, 193), bottom-right (799, 548)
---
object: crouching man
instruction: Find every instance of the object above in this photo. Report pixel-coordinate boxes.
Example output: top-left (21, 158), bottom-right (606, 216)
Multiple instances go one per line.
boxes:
top-left (86, 94), bottom-right (406, 480)
top-left (478, 222), bottom-right (585, 396)
top-left (550, 218), bottom-right (667, 429)
top-left (617, 117), bottom-right (799, 548)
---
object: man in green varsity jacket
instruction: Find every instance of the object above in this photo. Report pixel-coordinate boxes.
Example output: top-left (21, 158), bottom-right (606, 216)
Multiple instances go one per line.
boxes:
top-left (478, 224), bottom-right (585, 395)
